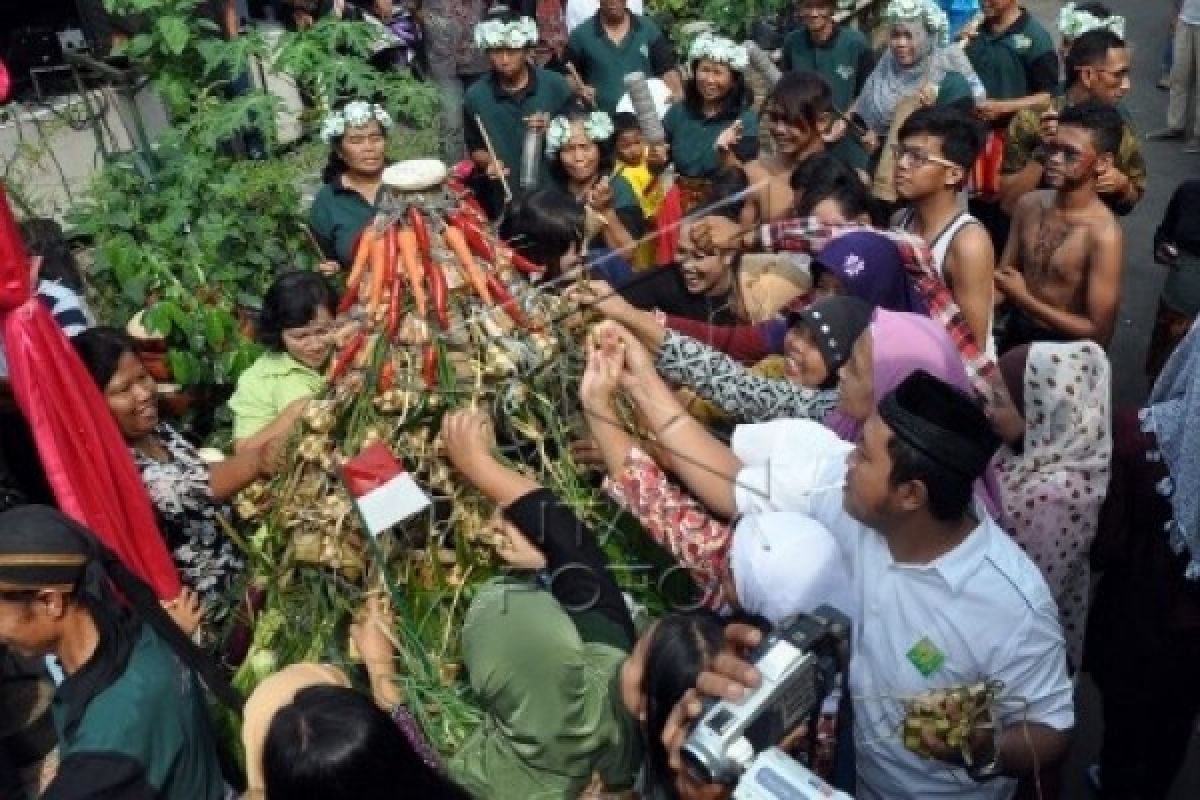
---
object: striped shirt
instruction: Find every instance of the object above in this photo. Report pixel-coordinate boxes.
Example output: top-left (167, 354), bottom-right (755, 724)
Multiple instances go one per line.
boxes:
top-left (0, 279), bottom-right (94, 377)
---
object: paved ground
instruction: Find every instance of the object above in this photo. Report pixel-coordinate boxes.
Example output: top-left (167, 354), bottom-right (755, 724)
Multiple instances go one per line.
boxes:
top-left (1022, 2), bottom-right (1200, 797)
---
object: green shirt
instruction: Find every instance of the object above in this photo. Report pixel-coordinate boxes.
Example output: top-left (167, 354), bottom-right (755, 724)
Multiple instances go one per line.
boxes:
top-left (49, 625), bottom-right (225, 800)
top-left (1002, 93), bottom-right (1146, 215)
top-left (780, 26), bottom-right (873, 111)
top-left (935, 71), bottom-right (975, 108)
top-left (964, 9), bottom-right (1058, 102)
top-left (309, 178), bottom-right (385, 267)
top-left (662, 102), bottom-right (760, 179)
top-left (464, 67), bottom-right (578, 189)
top-left (565, 12), bottom-right (676, 114)
top-left (228, 351), bottom-right (326, 440)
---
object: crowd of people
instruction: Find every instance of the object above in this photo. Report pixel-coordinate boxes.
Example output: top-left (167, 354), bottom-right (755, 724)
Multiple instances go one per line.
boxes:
top-left (2, 0), bottom-right (1200, 799)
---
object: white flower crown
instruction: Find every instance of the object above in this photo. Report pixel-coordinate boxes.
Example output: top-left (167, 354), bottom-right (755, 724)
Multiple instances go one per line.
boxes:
top-left (320, 101), bottom-right (393, 143)
top-left (1058, 3), bottom-right (1125, 39)
top-left (546, 112), bottom-right (616, 156)
top-left (688, 33), bottom-right (749, 72)
top-left (474, 17), bottom-right (539, 50)
top-left (884, 0), bottom-right (950, 46)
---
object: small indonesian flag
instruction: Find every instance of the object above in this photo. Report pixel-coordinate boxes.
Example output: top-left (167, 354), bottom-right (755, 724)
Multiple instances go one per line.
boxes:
top-left (341, 443), bottom-right (431, 537)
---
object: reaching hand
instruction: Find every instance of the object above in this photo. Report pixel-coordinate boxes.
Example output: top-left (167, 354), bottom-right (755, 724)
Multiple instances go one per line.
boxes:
top-left (580, 334), bottom-right (625, 411)
top-left (715, 120), bottom-right (744, 153)
top-left (586, 178), bottom-right (614, 213)
top-left (593, 320), bottom-right (655, 387)
top-left (441, 407), bottom-right (497, 479)
top-left (256, 435), bottom-right (288, 477)
top-left (486, 514), bottom-right (548, 570)
top-left (318, 260), bottom-right (341, 277)
top-left (690, 216), bottom-right (745, 255)
top-left (162, 587), bottom-right (205, 636)
top-left (566, 279), bottom-right (636, 322)
top-left (350, 593), bottom-right (397, 676)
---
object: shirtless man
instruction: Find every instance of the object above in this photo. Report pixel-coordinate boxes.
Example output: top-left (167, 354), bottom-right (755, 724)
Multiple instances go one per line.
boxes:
top-left (995, 101), bottom-right (1124, 351)
top-left (741, 72), bottom-right (833, 224)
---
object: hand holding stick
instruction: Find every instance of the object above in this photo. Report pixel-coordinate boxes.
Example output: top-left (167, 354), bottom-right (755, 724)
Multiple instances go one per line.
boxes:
top-left (474, 114), bottom-right (513, 204)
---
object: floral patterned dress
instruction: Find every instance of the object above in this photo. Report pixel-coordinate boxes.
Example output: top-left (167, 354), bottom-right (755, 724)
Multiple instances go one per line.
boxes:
top-left (132, 424), bottom-right (244, 613)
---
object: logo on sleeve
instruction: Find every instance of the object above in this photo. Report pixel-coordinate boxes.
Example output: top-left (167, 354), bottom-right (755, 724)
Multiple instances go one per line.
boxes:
top-left (1010, 33), bottom-right (1032, 51)
top-left (836, 64), bottom-right (856, 81)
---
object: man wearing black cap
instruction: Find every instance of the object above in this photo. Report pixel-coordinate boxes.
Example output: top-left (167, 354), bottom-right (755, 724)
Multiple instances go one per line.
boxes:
top-left (0, 506), bottom-right (236, 800)
top-left (650, 371), bottom-right (1073, 798)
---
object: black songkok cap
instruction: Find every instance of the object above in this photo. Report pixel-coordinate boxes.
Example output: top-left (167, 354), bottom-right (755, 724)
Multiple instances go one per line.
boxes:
top-left (878, 370), bottom-right (1001, 481)
top-left (0, 506), bottom-right (91, 592)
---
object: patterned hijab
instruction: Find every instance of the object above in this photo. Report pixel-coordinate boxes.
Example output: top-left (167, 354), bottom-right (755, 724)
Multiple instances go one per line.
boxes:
top-left (857, 18), bottom-right (980, 133)
top-left (1142, 317), bottom-right (1200, 580)
top-left (996, 342), bottom-right (1112, 668)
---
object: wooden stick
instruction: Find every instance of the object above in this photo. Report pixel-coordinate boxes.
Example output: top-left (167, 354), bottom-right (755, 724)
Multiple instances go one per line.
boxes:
top-left (565, 62), bottom-right (593, 108)
top-left (473, 114), bottom-right (513, 204)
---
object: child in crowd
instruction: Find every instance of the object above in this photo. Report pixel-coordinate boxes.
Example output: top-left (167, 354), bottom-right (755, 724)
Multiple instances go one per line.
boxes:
top-left (611, 112), bottom-right (669, 270)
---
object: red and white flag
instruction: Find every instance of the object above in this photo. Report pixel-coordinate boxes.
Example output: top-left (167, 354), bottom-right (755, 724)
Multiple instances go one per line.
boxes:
top-left (341, 442), bottom-right (430, 537)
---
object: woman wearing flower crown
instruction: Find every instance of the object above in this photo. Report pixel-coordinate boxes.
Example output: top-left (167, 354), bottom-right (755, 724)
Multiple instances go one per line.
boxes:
top-left (838, 0), bottom-right (983, 157)
top-left (546, 111), bottom-right (646, 257)
top-left (309, 101), bottom-right (394, 270)
top-left (660, 33), bottom-right (760, 214)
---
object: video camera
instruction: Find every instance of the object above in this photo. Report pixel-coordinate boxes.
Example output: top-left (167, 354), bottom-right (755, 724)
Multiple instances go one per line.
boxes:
top-left (681, 605), bottom-right (851, 787)
top-left (731, 748), bottom-right (853, 800)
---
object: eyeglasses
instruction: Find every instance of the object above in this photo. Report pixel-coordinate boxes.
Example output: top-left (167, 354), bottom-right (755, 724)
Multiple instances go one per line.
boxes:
top-left (890, 144), bottom-right (959, 169)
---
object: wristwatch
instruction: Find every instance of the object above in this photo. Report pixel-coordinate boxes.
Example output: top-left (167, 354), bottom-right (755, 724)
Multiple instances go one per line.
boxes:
top-left (966, 735), bottom-right (1004, 782)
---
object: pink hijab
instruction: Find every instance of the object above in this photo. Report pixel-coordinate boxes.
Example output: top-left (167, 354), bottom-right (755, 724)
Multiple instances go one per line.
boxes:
top-left (824, 310), bottom-right (1005, 521)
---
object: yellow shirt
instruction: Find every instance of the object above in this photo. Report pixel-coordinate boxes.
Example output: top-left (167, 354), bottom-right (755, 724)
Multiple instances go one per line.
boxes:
top-left (614, 157), bottom-right (667, 270)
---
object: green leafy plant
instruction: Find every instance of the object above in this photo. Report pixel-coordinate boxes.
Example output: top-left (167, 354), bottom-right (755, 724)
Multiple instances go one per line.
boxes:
top-left (78, 1), bottom-right (441, 401)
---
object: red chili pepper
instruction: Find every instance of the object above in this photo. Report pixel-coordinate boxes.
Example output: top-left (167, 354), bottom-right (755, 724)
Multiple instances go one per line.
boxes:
top-left (425, 259), bottom-right (450, 330)
top-left (422, 344), bottom-right (438, 389)
top-left (329, 330), bottom-right (366, 383)
top-left (378, 360), bottom-right (396, 392)
top-left (485, 273), bottom-right (534, 330)
top-left (385, 273), bottom-right (404, 340)
top-left (448, 212), bottom-right (543, 276)
top-left (459, 194), bottom-right (488, 223)
top-left (408, 207), bottom-right (432, 263)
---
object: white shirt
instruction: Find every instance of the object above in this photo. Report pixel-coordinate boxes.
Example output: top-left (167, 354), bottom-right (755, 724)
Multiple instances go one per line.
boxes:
top-left (732, 419), bottom-right (1074, 800)
top-left (565, 0), bottom-right (644, 32)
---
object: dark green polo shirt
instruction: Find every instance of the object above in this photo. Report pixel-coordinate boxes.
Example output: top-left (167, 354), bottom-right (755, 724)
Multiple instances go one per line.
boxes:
top-left (662, 103), bottom-right (760, 179)
top-left (965, 9), bottom-right (1058, 102)
top-left (49, 625), bottom-right (226, 800)
top-left (309, 178), bottom-right (384, 268)
top-left (780, 26), bottom-right (873, 112)
top-left (465, 67), bottom-right (578, 190)
top-left (565, 12), bottom-right (677, 114)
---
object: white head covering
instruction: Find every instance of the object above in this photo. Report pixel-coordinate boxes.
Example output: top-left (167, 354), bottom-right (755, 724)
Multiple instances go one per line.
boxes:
top-left (731, 513), bottom-right (854, 625)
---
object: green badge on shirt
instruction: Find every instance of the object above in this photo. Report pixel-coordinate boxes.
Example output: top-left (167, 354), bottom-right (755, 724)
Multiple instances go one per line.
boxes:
top-left (907, 637), bottom-right (946, 677)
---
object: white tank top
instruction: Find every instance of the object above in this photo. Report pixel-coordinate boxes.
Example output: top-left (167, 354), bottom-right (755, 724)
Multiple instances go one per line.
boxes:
top-left (897, 209), bottom-right (997, 358)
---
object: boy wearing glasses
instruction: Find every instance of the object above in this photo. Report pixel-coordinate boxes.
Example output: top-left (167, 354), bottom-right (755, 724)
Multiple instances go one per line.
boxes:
top-left (999, 28), bottom-right (1144, 216)
top-left (892, 107), bottom-right (995, 354)
top-left (994, 101), bottom-right (1124, 353)
top-left (780, 0), bottom-right (874, 113)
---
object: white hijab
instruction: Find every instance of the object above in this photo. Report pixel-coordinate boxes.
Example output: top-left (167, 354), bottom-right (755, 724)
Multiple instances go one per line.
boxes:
top-left (731, 512), bottom-right (855, 625)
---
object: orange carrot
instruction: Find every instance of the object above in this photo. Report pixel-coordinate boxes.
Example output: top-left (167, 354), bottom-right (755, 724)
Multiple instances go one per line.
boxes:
top-left (338, 227), bottom-right (375, 313)
top-left (443, 225), bottom-right (492, 305)
top-left (396, 228), bottom-right (428, 319)
top-left (368, 229), bottom-right (389, 313)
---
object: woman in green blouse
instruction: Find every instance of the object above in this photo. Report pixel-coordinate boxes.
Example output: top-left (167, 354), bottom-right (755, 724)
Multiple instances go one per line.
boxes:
top-left (661, 33), bottom-right (760, 213)
top-left (228, 271), bottom-right (336, 452)
top-left (309, 101), bottom-right (395, 270)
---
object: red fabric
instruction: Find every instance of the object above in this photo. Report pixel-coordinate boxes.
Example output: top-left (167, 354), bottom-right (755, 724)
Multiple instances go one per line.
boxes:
top-left (0, 186), bottom-right (181, 599)
top-left (970, 130), bottom-right (1006, 199)
top-left (655, 184), bottom-right (683, 266)
top-left (0, 60), bottom-right (9, 105)
top-left (665, 315), bottom-right (772, 364)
